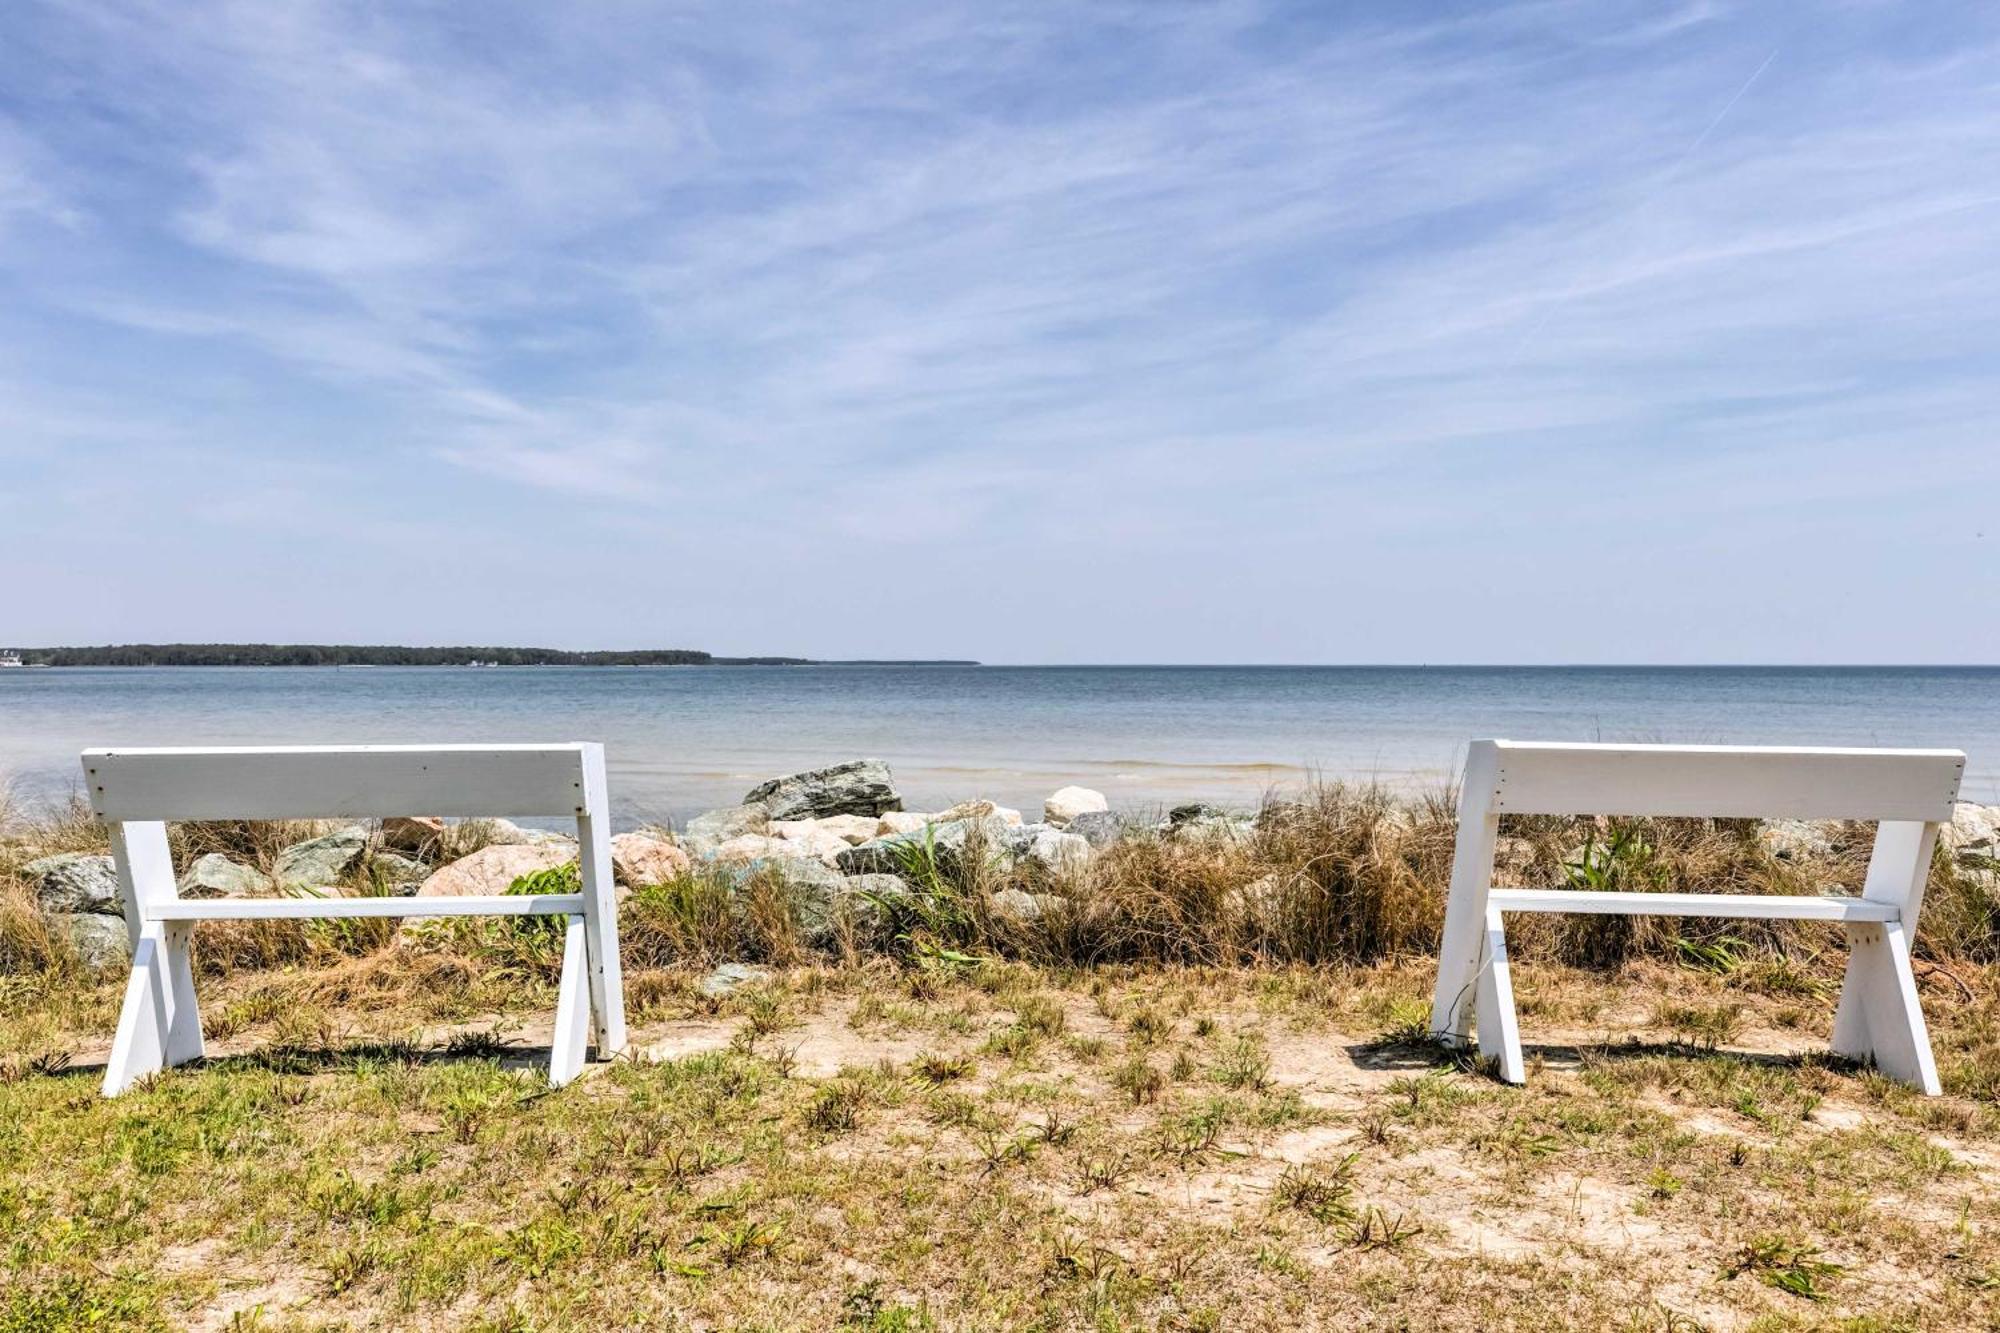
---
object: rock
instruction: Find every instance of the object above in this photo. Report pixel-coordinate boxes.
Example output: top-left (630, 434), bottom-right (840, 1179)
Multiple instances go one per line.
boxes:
top-left (611, 833), bottom-right (692, 887)
top-left (937, 800), bottom-right (1024, 827)
top-left (876, 811), bottom-right (933, 837)
top-left (413, 843), bottom-right (575, 898)
top-left (55, 912), bottom-right (130, 973)
top-left (804, 873), bottom-right (915, 947)
top-left (709, 833), bottom-right (845, 867)
top-left (1003, 824), bottom-right (1092, 874)
top-left (1064, 811), bottom-right (1127, 850)
top-left (681, 805), bottom-right (771, 856)
top-left (368, 852), bottom-right (429, 893)
top-left (461, 818), bottom-right (577, 851)
top-left (1493, 835), bottom-right (1539, 884)
top-left (733, 856), bottom-right (846, 893)
top-left (698, 963), bottom-right (771, 997)
top-left (274, 826), bottom-right (371, 893)
top-left (1170, 811), bottom-right (1255, 843)
top-left (1169, 802), bottom-right (1226, 826)
top-left (1227, 872), bottom-right (1286, 923)
top-left (379, 815), bottom-right (447, 855)
top-left (1758, 819), bottom-right (1839, 863)
top-left (743, 759), bottom-right (901, 821)
top-left (1943, 803), bottom-right (2000, 865)
top-left (837, 815), bottom-right (1009, 878)
top-left (990, 888), bottom-right (1064, 924)
top-left (24, 853), bottom-right (121, 915)
top-left (178, 853), bottom-right (271, 899)
top-left (767, 821), bottom-right (861, 861)
top-left (773, 814), bottom-right (880, 846)
top-left (1043, 786), bottom-right (1107, 827)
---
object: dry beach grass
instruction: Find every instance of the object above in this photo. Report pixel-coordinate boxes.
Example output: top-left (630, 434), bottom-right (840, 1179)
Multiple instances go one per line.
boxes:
top-left (4, 783), bottom-right (2000, 1329)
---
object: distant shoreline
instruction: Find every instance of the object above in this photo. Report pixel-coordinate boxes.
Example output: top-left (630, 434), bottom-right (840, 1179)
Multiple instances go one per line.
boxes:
top-left (2, 645), bottom-right (980, 668)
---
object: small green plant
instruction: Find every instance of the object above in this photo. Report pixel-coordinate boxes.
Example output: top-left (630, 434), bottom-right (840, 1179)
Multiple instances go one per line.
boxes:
top-left (804, 1080), bottom-right (867, 1134)
top-left (1213, 1034), bottom-right (1271, 1091)
top-left (1111, 1057), bottom-right (1165, 1105)
top-left (1273, 1157), bottom-right (1357, 1223)
top-left (1564, 826), bottom-right (1663, 892)
top-left (910, 1051), bottom-right (974, 1085)
top-left (1726, 1233), bottom-right (1843, 1300)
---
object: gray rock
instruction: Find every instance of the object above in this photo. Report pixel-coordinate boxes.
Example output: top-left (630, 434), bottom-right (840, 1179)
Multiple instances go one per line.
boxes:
top-left (178, 853), bottom-right (271, 899)
top-left (25, 853), bottom-right (121, 915)
top-left (1169, 802), bottom-right (1227, 826)
top-left (990, 888), bottom-right (1064, 923)
top-left (368, 852), bottom-right (429, 893)
top-left (274, 825), bottom-right (371, 892)
top-left (728, 856), bottom-right (844, 893)
top-left (744, 759), bottom-right (901, 821)
top-left (1064, 810), bottom-right (1127, 849)
top-left (1002, 823), bottom-right (1091, 874)
top-left (799, 873), bottom-right (913, 949)
top-left (681, 804), bottom-right (772, 856)
top-left (1943, 803), bottom-right (2000, 865)
top-left (836, 814), bottom-right (1008, 878)
top-left (698, 962), bottom-right (772, 997)
top-left (55, 912), bottom-right (130, 973)
top-left (1758, 819), bottom-right (1839, 863)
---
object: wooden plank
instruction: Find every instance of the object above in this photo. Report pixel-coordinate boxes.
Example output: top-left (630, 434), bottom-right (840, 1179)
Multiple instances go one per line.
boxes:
top-left (1488, 889), bottom-right (1899, 922)
top-left (1481, 741), bottom-right (1963, 821)
top-left (145, 894), bottom-right (585, 921)
top-left (83, 745), bottom-right (590, 820)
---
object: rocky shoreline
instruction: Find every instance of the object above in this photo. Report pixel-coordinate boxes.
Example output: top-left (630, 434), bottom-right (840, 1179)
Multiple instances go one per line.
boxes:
top-left (16, 757), bottom-right (2000, 974)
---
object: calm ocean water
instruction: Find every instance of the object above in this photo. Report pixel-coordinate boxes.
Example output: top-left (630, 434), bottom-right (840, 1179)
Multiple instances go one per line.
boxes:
top-left (2, 666), bottom-right (1996, 826)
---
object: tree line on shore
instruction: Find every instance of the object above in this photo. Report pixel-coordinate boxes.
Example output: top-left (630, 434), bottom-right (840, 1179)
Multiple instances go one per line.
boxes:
top-left (14, 644), bottom-right (739, 667)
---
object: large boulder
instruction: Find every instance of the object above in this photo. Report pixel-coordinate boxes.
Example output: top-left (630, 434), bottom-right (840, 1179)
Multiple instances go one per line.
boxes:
top-left (837, 814), bottom-right (1008, 878)
top-left (368, 853), bottom-right (429, 895)
top-left (1004, 824), bottom-right (1092, 874)
top-left (800, 873), bottom-right (913, 949)
top-left (709, 833), bottom-right (839, 866)
top-left (274, 826), bottom-right (371, 893)
top-left (1943, 804), bottom-right (2000, 865)
top-left (773, 824), bottom-right (851, 865)
top-left (729, 856), bottom-right (844, 894)
top-left (1043, 786), bottom-right (1107, 828)
top-left (1064, 811), bottom-right (1127, 850)
top-left (773, 814), bottom-right (881, 846)
top-left (937, 799), bottom-right (1024, 827)
top-left (681, 805), bottom-right (771, 856)
top-left (1758, 819), bottom-right (1840, 863)
top-left (743, 759), bottom-right (901, 821)
top-left (990, 888), bottom-right (1064, 924)
top-left (379, 816), bottom-right (447, 855)
top-left (413, 843), bottom-right (575, 898)
top-left (24, 853), bottom-right (121, 915)
top-left (55, 912), bottom-right (131, 973)
top-left (178, 853), bottom-right (271, 899)
top-left (610, 833), bottom-right (692, 887)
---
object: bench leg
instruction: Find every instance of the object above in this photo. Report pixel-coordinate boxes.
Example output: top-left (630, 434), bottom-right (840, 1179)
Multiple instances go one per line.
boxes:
top-left (103, 922), bottom-right (203, 1096)
top-left (1475, 905), bottom-right (1525, 1084)
top-left (548, 915), bottom-right (591, 1088)
top-left (1831, 921), bottom-right (1940, 1095)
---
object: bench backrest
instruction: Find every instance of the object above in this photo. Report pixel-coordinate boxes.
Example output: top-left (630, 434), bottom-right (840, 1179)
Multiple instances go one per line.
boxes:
top-left (1467, 740), bottom-right (1964, 822)
top-left (83, 744), bottom-right (600, 822)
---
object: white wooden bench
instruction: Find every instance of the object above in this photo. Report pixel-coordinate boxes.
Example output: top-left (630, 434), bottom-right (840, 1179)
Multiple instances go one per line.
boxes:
top-left (1429, 740), bottom-right (1966, 1093)
top-left (84, 743), bottom-right (628, 1095)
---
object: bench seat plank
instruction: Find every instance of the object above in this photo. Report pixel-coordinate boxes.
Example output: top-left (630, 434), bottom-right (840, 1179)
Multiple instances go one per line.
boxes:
top-left (145, 894), bottom-right (585, 921)
top-left (1488, 889), bottom-right (1899, 922)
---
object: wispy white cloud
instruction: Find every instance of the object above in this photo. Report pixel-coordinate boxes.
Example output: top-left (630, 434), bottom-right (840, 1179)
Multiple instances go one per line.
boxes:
top-left (1, 0), bottom-right (1996, 658)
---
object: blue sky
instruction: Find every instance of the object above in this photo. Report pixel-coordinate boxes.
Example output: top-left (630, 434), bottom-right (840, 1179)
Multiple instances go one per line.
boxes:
top-left (1, 1), bottom-right (1995, 663)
